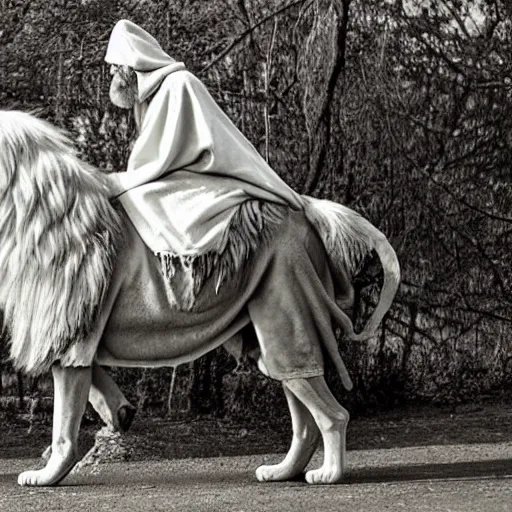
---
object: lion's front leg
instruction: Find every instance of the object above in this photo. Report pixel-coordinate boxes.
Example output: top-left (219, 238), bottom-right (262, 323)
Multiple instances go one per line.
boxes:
top-left (19, 365), bottom-right (92, 487)
top-left (41, 364), bottom-right (135, 463)
top-left (256, 384), bottom-right (319, 482)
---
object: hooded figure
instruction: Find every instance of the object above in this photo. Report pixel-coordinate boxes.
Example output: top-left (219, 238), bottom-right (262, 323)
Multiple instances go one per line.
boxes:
top-left (102, 21), bottom-right (397, 324)
top-left (105, 20), bottom-right (303, 263)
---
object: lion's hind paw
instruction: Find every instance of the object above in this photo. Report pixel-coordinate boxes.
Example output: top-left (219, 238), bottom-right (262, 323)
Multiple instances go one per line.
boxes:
top-left (305, 466), bottom-right (344, 485)
top-left (256, 464), bottom-right (304, 482)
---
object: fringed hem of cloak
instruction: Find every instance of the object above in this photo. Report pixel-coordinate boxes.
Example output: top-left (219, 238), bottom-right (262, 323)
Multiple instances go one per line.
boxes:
top-left (156, 200), bottom-right (287, 311)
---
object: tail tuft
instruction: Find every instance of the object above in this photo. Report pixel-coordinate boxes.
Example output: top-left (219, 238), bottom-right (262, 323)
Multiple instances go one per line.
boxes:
top-left (303, 195), bottom-right (400, 341)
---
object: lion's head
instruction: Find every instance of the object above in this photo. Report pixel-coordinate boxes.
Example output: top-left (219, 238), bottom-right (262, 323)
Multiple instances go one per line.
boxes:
top-left (0, 111), bottom-right (124, 375)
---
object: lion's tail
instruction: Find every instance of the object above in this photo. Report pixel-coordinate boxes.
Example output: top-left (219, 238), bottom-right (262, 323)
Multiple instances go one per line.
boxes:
top-left (298, 265), bottom-right (355, 391)
top-left (303, 196), bottom-right (401, 341)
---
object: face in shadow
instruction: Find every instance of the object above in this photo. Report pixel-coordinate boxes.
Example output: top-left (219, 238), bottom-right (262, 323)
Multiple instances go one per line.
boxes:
top-left (109, 64), bottom-right (137, 109)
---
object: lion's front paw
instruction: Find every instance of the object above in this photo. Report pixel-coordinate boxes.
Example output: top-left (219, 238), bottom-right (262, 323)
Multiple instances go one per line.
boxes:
top-left (305, 466), bottom-right (343, 485)
top-left (18, 449), bottom-right (78, 486)
top-left (18, 469), bottom-right (49, 487)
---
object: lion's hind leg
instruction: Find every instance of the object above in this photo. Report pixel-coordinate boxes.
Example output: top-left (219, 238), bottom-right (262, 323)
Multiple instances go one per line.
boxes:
top-left (284, 376), bottom-right (349, 484)
top-left (89, 364), bottom-right (136, 432)
top-left (19, 365), bottom-right (92, 487)
top-left (256, 384), bottom-right (319, 482)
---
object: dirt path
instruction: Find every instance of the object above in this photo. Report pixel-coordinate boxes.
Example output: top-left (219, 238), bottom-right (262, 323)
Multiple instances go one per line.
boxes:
top-left (2, 443), bottom-right (512, 512)
top-left (3, 401), bottom-right (512, 511)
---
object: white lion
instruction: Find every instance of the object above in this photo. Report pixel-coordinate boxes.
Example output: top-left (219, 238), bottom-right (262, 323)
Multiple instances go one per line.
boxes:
top-left (0, 110), bottom-right (400, 487)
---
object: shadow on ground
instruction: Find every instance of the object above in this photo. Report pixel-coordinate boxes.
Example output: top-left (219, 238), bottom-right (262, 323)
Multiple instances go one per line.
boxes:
top-left (3, 457), bottom-right (512, 488)
top-left (3, 399), bottom-right (512, 462)
top-left (347, 458), bottom-right (512, 484)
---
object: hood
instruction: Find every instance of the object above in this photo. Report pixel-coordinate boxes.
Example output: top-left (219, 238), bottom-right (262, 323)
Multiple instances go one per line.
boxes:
top-left (105, 19), bottom-right (186, 102)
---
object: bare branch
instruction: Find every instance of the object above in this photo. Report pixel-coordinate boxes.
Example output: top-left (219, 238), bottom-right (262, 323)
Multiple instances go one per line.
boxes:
top-left (418, 163), bottom-right (512, 224)
top-left (304, 0), bottom-right (351, 194)
top-left (201, 0), bottom-right (309, 73)
top-left (264, 17), bottom-right (278, 163)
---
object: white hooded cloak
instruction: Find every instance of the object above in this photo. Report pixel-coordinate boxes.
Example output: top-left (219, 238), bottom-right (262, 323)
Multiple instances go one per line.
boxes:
top-left (105, 20), bottom-right (303, 258)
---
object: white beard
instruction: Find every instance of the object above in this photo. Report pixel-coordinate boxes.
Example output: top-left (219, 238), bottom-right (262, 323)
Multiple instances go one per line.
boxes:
top-left (109, 74), bottom-right (137, 109)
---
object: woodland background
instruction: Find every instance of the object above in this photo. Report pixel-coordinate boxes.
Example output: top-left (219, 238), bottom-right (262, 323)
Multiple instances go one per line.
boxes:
top-left (0, 0), bottom-right (511, 421)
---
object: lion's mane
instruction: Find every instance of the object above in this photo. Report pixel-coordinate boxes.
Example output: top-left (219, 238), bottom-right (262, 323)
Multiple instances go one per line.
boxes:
top-left (0, 111), bottom-right (124, 375)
